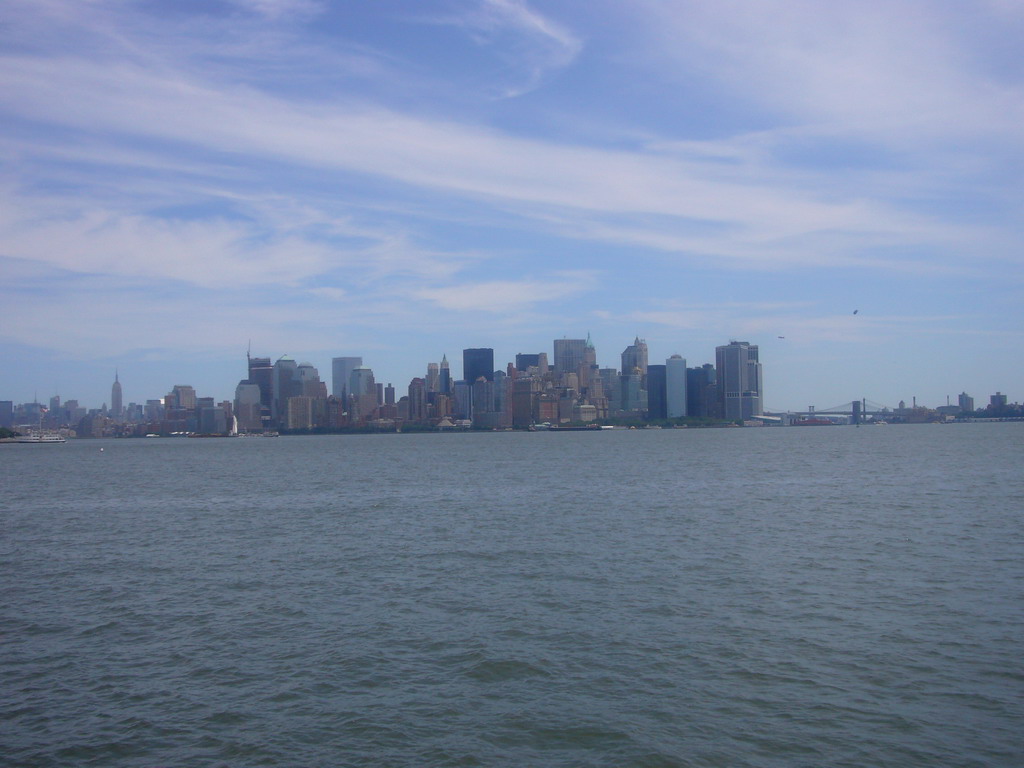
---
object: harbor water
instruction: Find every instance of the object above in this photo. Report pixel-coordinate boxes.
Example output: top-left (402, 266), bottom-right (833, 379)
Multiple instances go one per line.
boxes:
top-left (2, 424), bottom-right (1022, 766)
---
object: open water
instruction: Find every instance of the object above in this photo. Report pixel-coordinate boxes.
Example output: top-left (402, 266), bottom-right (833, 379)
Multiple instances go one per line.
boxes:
top-left (2, 424), bottom-right (1022, 767)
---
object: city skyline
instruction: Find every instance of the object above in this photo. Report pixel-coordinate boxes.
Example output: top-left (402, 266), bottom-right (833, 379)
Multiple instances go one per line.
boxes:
top-left (3, 333), bottom-right (1015, 419)
top-left (2, 1), bottom-right (1022, 410)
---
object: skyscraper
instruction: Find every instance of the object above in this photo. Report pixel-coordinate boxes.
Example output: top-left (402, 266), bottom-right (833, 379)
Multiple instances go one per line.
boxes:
top-left (170, 384), bottom-right (197, 411)
top-left (580, 333), bottom-right (598, 389)
top-left (248, 354), bottom-right (273, 411)
top-left (553, 338), bottom-right (586, 381)
top-left (272, 355), bottom-right (298, 425)
top-left (515, 353), bottom-right (540, 371)
top-left (687, 363), bottom-right (717, 419)
top-left (349, 366), bottom-right (377, 421)
top-left (463, 348), bottom-right (494, 384)
top-left (439, 354), bottom-right (451, 395)
top-left (647, 364), bottom-right (667, 419)
top-left (332, 357), bottom-right (362, 401)
top-left (621, 337), bottom-right (648, 376)
top-left (407, 378), bottom-right (427, 422)
top-left (666, 355), bottom-right (687, 418)
top-left (296, 362), bottom-right (328, 399)
top-left (234, 382), bottom-right (263, 432)
top-left (716, 341), bottom-right (762, 420)
top-left (110, 371), bottom-right (123, 420)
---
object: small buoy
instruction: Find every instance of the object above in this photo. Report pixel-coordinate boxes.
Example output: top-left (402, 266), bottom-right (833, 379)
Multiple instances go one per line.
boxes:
top-left (99, 448), bottom-right (104, 452)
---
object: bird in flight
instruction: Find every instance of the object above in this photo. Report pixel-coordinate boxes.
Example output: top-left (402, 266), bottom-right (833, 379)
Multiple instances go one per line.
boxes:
top-left (853, 309), bottom-right (859, 315)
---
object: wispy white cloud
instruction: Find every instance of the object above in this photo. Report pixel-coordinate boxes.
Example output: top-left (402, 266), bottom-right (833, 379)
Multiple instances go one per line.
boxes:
top-left (414, 272), bottom-right (597, 313)
top-left (418, 0), bottom-right (582, 96)
top-left (635, 0), bottom-right (1024, 147)
top-left (3, 52), bottom-right (988, 275)
top-left (228, 0), bottom-right (325, 21)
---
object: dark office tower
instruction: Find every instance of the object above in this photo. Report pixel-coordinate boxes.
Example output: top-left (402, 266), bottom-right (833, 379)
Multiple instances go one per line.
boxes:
top-left (716, 341), bottom-right (762, 420)
top-left (110, 371), bottom-right (123, 421)
top-left (493, 368), bottom-right (508, 424)
top-left (439, 354), bottom-right (451, 394)
top-left (515, 353), bottom-right (541, 371)
top-left (619, 371), bottom-right (645, 414)
top-left (0, 400), bottom-right (13, 428)
top-left (472, 377), bottom-right (496, 422)
top-left (248, 354), bottom-right (274, 409)
top-left (385, 383), bottom-right (396, 406)
top-left (621, 337), bottom-right (648, 376)
top-left (553, 338), bottom-right (586, 380)
top-left (426, 363), bottom-right (439, 393)
top-left (647, 364), bottom-right (667, 419)
top-left (686, 364), bottom-right (716, 418)
top-left (463, 348), bottom-right (494, 385)
top-left (452, 381), bottom-right (472, 420)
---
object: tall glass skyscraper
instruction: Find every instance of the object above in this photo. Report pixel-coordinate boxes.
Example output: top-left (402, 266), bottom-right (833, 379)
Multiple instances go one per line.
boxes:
top-left (462, 348), bottom-right (494, 384)
top-left (331, 357), bottom-right (362, 401)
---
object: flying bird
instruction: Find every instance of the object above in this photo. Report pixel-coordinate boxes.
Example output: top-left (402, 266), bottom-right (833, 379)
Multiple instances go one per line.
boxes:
top-left (853, 309), bottom-right (859, 315)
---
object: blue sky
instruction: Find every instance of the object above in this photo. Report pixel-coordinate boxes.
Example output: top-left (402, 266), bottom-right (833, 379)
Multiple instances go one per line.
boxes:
top-left (1, 0), bottom-right (1022, 411)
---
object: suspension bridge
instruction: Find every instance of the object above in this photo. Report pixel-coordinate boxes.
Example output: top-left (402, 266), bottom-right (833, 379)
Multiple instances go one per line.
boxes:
top-left (764, 399), bottom-right (894, 423)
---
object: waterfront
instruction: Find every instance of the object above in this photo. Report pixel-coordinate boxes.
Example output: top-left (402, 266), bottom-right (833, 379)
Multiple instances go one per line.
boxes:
top-left (2, 424), bottom-right (1022, 767)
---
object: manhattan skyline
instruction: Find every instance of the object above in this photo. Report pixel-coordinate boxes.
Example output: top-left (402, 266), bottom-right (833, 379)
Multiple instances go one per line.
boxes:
top-left (2, 1), bottom-right (1022, 410)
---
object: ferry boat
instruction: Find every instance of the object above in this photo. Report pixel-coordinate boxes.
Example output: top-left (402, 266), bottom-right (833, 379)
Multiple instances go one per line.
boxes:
top-left (15, 432), bottom-right (67, 444)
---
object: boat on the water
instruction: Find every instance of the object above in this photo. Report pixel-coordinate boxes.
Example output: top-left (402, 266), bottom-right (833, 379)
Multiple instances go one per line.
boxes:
top-left (14, 432), bottom-right (67, 444)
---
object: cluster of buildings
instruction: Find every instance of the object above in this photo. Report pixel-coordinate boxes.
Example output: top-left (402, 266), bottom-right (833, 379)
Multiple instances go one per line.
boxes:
top-left (224, 337), bottom-right (763, 433)
top-left (4, 336), bottom-right (1016, 437)
top-left (0, 338), bottom-right (764, 436)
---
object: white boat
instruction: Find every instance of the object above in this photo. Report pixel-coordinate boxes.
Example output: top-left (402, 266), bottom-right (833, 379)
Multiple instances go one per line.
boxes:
top-left (15, 432), bottom-right (67, 444)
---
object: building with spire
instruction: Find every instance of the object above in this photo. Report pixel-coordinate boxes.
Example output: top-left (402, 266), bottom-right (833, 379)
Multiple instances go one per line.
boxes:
top-left (110, 371), bottom-right (123, 421)
top-left (439, 354), bottom-right (451, 395)
top-left (621, 337), bottom-right (648, 377)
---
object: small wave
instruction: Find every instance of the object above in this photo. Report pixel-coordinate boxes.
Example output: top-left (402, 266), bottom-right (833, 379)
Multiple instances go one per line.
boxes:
top-left (465, 658), bottom-right (552, 682)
